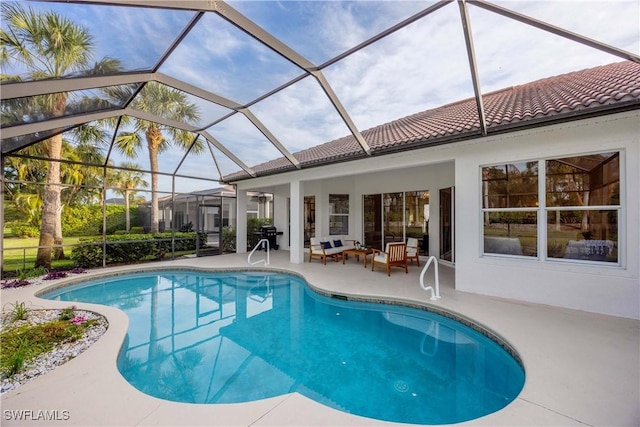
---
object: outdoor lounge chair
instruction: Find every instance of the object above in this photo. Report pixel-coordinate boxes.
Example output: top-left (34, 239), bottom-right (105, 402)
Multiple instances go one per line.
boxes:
top-left (371, 242), bottom-right (408, 276)
top-left (406, 237), bottom-right (420, 266)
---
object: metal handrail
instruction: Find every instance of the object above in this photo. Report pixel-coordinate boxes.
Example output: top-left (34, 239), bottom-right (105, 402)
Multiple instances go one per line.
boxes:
top-left (248, 238), bottom-right (270, 266)
top-left (419, 255), bottom-right (441, 300)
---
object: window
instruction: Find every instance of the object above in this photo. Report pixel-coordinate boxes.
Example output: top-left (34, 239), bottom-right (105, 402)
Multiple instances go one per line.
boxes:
top-left (329, 194), bottom-right (349, 235)
top-left (481, 152), bottom-right (620, 263)
top-left (482, 162), bottom-right (538, 257)
top-left (546, 153), bottom-right (619, 263)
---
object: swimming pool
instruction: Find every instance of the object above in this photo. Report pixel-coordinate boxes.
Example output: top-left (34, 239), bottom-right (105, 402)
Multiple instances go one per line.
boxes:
top-left (42, 269), bottom-right (525, 425)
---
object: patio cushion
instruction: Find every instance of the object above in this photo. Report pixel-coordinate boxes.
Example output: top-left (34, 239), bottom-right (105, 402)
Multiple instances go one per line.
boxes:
top-left (309, 236), bottom-right (357, 264)
top-left (371, 242), bottom-right (408, 276)
top-left (406, 237), bottom-right (420, 266)
top-left (373, 253), bottom-right (387, 263)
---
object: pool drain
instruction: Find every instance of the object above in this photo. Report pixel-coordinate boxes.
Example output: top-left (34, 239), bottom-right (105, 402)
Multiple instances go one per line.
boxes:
top-left (394, 380), bottom-right (409, 392)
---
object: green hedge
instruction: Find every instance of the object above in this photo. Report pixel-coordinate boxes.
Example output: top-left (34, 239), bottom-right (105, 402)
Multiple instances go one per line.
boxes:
top-left (9, 223), bottom-right (40, 238)
top-left (70, 232), bottom-right (207, 267)
top-left (62, 205), bottom-right (140, 236)
top-left (222, 227), bottom-right (236, 252)
top-left (221, 219), bottom-right (274, 252)
top-left (247, 218), bottom-right (273, 250)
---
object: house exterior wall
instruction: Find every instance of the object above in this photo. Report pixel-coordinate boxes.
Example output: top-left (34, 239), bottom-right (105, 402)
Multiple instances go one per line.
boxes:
top-left (454, 112), bottom-right (639, 319)
top-left (235, 111), bottom-right (639, 319)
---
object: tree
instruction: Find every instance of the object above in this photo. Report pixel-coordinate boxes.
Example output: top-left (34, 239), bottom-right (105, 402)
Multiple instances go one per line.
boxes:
top-left (111, 163), bottom-right (148, 232)
top-left (4, 138), bottom-right (107, 207)
top-left (115, 82), bottom-right (202, 233)
top-left (1, 3), bottom-right (119, 267)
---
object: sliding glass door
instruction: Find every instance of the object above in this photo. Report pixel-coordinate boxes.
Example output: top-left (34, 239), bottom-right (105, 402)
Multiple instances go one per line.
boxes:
top-left (440, 187), bottom-right (454, 262)
top-left (383, 192), bottom-right (404, 243)
top-left (406, 191), bottom-right (430, 255)
top-left (304, 196), bottom-right (315, 248)
top-left (363, 191), bottom-right (429, 251)
top-left (363, 194), bottom-right (382, 249)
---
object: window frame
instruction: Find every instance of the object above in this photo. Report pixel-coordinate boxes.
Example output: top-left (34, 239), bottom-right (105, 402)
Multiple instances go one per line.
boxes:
top-left (480, 150), bottom-right (623, 266)
top-left (329, 194), bottom-right (349, 235)
top-left (481, 161), bottom-right (540, 259)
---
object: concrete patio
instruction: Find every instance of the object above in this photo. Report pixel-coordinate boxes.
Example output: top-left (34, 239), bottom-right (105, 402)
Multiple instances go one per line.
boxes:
top-left (1, 251), bottom-right (638, 426)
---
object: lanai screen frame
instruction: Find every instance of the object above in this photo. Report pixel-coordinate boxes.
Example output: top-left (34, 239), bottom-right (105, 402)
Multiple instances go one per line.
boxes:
top-left (2, 0), bottom-right (639, 275)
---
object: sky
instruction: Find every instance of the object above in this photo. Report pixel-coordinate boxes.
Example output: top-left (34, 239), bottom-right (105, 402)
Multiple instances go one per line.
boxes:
top-left (5, 0), bottom-right (639, 193)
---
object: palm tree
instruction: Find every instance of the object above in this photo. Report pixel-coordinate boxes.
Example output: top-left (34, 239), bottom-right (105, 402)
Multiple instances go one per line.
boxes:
top-left (112, 163), bottom-right (148, 232)
top-left (6, 141), bottom-right (104, 226)
top-left (1, 3), bottom-right (119, 267)
top-left (115, 82), bottom-right (202, 233)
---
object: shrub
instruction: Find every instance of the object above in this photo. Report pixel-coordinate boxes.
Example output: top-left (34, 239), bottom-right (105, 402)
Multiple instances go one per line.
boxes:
top-left (1, 318), bottom-right (96, 377)
top-left (222, 227), bottom-right (236, 252)
top-left (58, 306), bottom-right (76, 321)
top-left (69, 242), bottom-right (104, 268)
top-left (43, 271), bottom-right (68, 280)
top-left (247, 218), bottom-right (273, 249)
top-left (70, 232), bottom-right (207, 267)
top-left (2, 202), bottom-right (22, 223)
top-left (179, 222), bottom-right (193, 232)
top-left (11, 224), bottom-right (39, 238)
top-left (17, 266), bottom-right (47, 279)
top-left (1, 280), bottom-right (31, 290)
top-left (62, 205), bottom-right (140, 237)
top-left (6, 301), bottom-right (29, 321)
top-left (5, 339), bottom-right (30, 377)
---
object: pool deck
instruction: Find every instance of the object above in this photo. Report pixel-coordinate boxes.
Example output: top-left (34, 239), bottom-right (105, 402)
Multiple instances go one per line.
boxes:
top-left (1, 251), bottom-right (639, 426)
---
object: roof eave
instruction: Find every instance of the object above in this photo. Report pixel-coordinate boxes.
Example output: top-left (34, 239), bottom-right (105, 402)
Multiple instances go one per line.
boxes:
top-left (226, 102), bottom-right (640, 183)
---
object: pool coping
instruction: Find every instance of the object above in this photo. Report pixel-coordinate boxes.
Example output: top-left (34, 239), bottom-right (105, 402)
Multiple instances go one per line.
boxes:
top-left (3, 254), bottom-right (638, 426)
top-left (34, 265), bottom-right (525, 370)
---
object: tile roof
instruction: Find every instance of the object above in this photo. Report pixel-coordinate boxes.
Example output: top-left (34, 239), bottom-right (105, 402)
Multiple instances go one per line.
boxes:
top-left (225, 61), bottom-right (640, 182)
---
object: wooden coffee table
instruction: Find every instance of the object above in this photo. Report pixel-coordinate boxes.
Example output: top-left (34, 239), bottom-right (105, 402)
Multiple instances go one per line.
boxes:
top-left (342, 248), bottom-right (374, 268)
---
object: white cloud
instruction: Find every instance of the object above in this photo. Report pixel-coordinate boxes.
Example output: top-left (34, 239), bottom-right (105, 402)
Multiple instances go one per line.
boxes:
top-left (206, 114), bottom-right (283, 168)
top-left (208, 0), bottom-right (639, 169)
top-left (12, 0), bottom-right (637, 178)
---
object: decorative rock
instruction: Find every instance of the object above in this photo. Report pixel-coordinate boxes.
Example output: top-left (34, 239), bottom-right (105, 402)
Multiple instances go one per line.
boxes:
top-left (1, 308), bottom-right (107, 395)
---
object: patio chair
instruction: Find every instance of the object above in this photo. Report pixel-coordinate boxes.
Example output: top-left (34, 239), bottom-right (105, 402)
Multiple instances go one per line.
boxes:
top-left (371, 242), bottom-right (408, 276)
top-left (406, 237), bottom-right (420, 266)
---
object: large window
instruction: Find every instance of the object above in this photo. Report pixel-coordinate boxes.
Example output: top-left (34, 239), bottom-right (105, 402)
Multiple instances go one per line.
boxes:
top-left (482, 162), bottom-right (538, 257)
top-left (329, 194), bottom-right (349, 235)
top-left (546, 153), bottom-right (619, 262)
top-left (482, 152), bottom-right (620, 263)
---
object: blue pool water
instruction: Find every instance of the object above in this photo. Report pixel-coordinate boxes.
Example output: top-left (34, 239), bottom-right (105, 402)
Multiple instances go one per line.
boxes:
top-left (43, 270), bottom-right (524, 424)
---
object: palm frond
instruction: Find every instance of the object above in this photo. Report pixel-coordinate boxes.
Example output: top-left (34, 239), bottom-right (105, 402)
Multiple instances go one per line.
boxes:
top-left (115, 131), bottom-right (143, 158)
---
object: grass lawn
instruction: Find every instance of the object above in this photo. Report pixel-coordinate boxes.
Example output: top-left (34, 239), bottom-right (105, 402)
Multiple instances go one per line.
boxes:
top-left (2, 236), bottom-right (200, 277)
top-left (2, 237), bottom-right (85, 274)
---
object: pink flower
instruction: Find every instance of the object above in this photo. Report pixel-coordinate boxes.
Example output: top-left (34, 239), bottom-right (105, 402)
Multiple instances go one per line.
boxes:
top-left (70, 315), bottom-right (87, 325)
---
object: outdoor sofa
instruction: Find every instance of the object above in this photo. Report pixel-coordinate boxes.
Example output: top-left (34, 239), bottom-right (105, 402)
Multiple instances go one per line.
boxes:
top-left (309, 236), bottom-right (357, 264)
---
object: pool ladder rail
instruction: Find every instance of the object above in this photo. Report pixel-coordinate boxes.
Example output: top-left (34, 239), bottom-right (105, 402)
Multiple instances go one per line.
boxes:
top-left (420, 256), bottom-right (441, 301)
top-left (248, 238), bottom-right (270, 266)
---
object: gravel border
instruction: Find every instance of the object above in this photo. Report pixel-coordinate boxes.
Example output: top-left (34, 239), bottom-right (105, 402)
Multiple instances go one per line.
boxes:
top-left (1, 307), bottom-right (108, 395)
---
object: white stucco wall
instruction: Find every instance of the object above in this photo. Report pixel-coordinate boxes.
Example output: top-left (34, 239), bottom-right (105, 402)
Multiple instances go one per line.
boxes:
top-left (235, 111), bottom-right (639, 319)
top-left (454, 112), bottom-right (639, 319)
